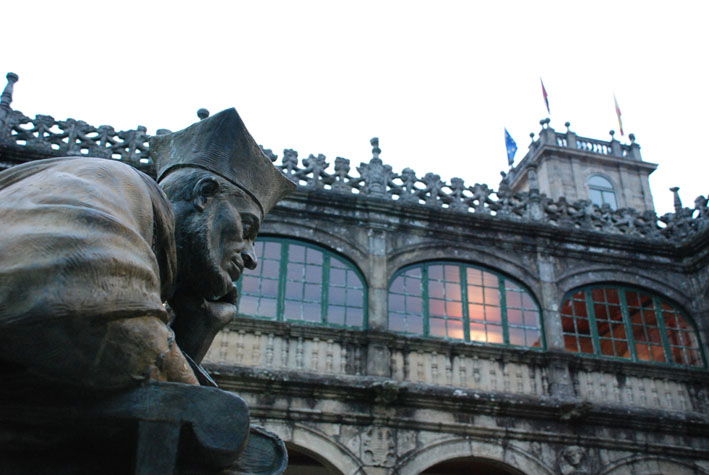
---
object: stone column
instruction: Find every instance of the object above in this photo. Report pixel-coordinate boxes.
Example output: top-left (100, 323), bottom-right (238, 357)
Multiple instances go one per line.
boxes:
top-left (366, 225), bottom-right (391, 377)
top-left (536, 250), bottom-right (575, 399)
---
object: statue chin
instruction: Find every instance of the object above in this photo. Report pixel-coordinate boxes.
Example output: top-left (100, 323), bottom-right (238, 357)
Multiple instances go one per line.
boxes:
top-left (204, 284), bottom-right (238, 327)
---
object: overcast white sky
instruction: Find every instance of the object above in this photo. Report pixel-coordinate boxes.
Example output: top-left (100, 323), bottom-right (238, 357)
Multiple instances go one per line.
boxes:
top-left (3, 1), bottom-right (707, 214)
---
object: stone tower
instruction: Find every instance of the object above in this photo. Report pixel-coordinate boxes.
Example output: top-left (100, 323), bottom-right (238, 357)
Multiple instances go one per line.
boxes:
top-left (504, 118), bottom-right (657, 211)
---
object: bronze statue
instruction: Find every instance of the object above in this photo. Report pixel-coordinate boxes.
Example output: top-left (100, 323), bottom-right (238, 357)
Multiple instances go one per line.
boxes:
top-left (0, 108), bottom-right (295, 473)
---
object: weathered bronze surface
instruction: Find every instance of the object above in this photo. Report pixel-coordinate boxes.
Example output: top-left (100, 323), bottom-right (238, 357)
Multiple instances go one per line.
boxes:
top-left (0, 108), bottom-right (294, 473)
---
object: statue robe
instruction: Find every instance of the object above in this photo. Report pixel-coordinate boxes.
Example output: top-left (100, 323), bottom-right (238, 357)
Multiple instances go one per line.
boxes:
top-left (0, 157), bottom-right (177, 388)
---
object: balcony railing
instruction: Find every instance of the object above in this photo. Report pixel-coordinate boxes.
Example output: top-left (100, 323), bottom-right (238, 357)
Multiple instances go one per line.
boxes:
top-left (204, 321), bottom-right (706, 415)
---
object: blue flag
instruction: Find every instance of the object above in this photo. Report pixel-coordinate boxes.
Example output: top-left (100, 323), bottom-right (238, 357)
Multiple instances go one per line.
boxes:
top-left (504, 128), bottom-right (517, 166)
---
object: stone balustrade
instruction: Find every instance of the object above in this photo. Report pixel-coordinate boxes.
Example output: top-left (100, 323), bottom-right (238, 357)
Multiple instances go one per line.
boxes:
top-left (573, 369), bottom-right (693, 412)
top-left (204, 323), bottom-right (707, 415)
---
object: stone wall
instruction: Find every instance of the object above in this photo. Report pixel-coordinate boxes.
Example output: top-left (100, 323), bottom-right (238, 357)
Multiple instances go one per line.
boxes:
top-left (203, 185), bottom-right (709, 474)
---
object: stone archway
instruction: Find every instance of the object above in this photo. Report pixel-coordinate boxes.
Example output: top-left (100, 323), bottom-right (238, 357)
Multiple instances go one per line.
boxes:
top-left (285, 443), bottom-right (344, 475)
top-left (394, 437), bottom-right (553, 475)
top-left (421, 455), bottom-right (526, 474)
top-left (260, 421), bottom-right (366, 475)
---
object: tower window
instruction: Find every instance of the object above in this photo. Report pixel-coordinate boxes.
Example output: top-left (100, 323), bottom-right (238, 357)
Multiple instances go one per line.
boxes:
top-left (587, 175), bottom-right (617, 209)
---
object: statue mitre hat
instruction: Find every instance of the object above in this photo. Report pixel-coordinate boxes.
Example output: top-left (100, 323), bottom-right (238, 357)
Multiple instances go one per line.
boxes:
top-left (149, 108), bottom-right (295, 216)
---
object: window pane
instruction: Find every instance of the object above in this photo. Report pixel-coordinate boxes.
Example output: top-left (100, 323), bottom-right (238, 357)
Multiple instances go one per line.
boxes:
top-left (330, 287), bottom-right (346, 305)
top-left (467, 268), bottom-right (483, 286)
top-left (445, 282), bottom-right (462, 300)
top-left (329, 306), bottom-right (345, 325)
top-left (509, 327), bottom-right (525, 346)
top-left (263, 242), bottom-right (281, 258)
top-left (470, 322), bottom-right (486, 342)
top-left (239, 295), bottom-right (258, 315)
top-left (589, 189), bottom-right (603, 206)
top-left (506, 290), bottom-right (522, 308)
top-left (486, 306), bottom-right (501, 323)
top-left (588, 175), bottom-right (613, 188)
top-left (428, 265), bottom-right (443, 280)
top-left (259, 298), bottom-right (277, 318)
top-left (564, 335), bottom-right (579, 352)
top-left (347, 289), bottom-right (364, 307)
top-left (469, 304), bottom-right (485, 321)
top-left (406, 296), bottom-right (423, 315)
top-left (289, 245), bottom-right (305, 262)
top-left (444, 265), bottom-right (459, 282)
top-left (428, 281), bottom-right (445, 299)
top-left (508, 308), bottom-right (523, 325)
top-left (330, 268), bottom-right (346, 286)
top-left (487, 325), bottom-right (503, 344)
top-left (430, 318), bottom-right (446, 337)
top-left (389, 313), bottom-right (406, 332)
top-left (525, 330), bottom-right (542, 347)
top-left (468, 285), bottom-right (484, 303)
top-left (485, 288), bottom-right (500, 306)
top-left (602, 191), bottom-right (617, 209)
top-left (447, 319), bottom-right (464, 340)
top-left (346, 307), bottom-right (363, 327)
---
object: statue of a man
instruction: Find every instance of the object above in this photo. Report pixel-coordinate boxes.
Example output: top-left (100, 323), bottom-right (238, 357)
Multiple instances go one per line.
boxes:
top-left (0, 108), bottom-right (294, 390)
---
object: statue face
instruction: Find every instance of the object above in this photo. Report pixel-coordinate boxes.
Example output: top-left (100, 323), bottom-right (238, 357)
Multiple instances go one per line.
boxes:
top-left (172, 177), bottom-right (261, 311)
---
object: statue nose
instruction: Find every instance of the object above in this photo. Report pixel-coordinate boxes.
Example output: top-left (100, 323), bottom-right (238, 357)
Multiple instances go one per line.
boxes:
top-left (241, 246), bottom-right (258, 270)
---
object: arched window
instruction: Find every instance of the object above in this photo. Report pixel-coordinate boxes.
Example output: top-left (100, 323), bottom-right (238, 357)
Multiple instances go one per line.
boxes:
top-left (388, 262), bottom-right (543, 348)
top-left (587, 175), bottom-right (617, 209)
top-left (237, 238), bottom-right (367, 329)
top-left (560, 286), bottom-right (704, 367)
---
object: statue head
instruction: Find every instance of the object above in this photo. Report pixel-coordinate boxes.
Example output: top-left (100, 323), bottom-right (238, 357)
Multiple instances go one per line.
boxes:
top-left (150, 109), bottom-right (295, 311)
top-left (562, 445), bottom-right (585, 467)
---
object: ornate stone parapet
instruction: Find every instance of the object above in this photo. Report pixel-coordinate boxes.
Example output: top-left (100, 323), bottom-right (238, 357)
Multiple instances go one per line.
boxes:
top-left (1, 73), bottom-right (707, 244)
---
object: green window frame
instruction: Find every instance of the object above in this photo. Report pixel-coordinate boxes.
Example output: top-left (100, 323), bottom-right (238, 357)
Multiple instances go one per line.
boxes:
top-left (387, 261), bottom-right (544, 348)
top-left (560, 285), bottom-right (705, 368)
top-left (237, 237), bottom-right (367, 329)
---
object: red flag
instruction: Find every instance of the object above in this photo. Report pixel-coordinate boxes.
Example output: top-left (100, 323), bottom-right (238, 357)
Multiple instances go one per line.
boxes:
top-left (540, 78), bottom-right (550, 115)
top-left (614, 94), bottom-right (624, 136)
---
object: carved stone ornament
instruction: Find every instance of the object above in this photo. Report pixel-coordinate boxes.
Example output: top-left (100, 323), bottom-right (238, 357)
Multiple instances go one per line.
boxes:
top-left (1, 72), bottom-right (707, 243)
top-left (0, 108), bottom-right (295, 473)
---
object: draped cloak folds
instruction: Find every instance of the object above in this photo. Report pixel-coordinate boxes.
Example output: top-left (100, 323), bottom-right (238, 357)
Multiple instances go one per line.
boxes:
top-left (0, 157), bottom-right (177, 388)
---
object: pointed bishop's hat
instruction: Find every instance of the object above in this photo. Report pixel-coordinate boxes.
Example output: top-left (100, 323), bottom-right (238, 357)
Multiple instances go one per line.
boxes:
top-left (149, 108), bottom-right (295, 217)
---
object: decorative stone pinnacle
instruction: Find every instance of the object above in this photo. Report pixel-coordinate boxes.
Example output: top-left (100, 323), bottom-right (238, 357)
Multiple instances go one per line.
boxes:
top-left (565, 121), bottom-right (571, 130)
top-left (629, 133), bottom-right (636, 143)
top-left (609, 130), bottom-right (615, 138)
top-left (370, 137), bottom-right (380, 160)
top-left (197, 108), bottom-right (210, 120)
top-left (1, 72), bottom-right (19, 108)
top-left (670, 187), bottom-right (682, 212)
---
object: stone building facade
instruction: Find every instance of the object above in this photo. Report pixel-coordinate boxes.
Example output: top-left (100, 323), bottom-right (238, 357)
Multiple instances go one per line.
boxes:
top-left (1, 73), bottom-right (708, 474)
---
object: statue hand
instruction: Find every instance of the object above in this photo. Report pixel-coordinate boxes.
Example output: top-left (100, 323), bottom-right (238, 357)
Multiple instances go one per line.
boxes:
top-left (170, 289), bottom-right (237, 364)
